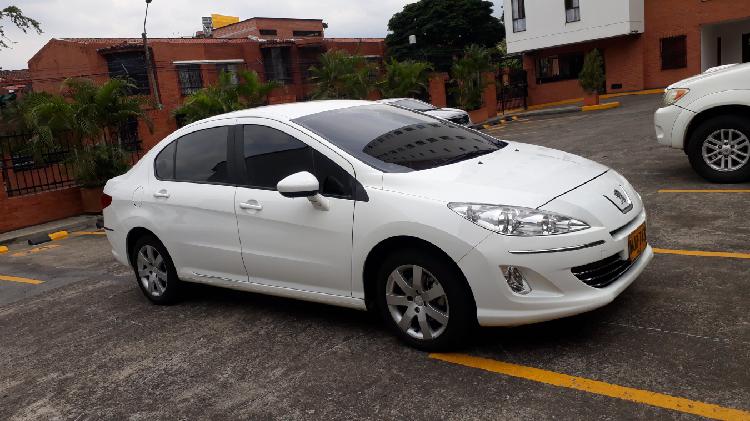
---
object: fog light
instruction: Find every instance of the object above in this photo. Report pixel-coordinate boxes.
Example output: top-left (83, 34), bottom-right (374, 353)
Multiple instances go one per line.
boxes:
top-left (500, 265), bottom-right (532, 295)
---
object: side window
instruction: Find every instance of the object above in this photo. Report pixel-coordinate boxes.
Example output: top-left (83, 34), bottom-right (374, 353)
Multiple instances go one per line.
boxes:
top-left (312, 150), bottom-right (354, 198)
top-left (154, 141), bottom-right (176, 180)
top-left (174, 126), bottom-right (229, 183)
top-left (242, 124), bottom-right (356, 198)
top-left (243, 125), bottom-right (314, 189)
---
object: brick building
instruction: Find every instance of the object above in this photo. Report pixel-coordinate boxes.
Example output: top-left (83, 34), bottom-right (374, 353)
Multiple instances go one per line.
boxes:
top-left (503, 0), bottom-right (750, 105)
top-left (27, 17), bottom-right (385, 151)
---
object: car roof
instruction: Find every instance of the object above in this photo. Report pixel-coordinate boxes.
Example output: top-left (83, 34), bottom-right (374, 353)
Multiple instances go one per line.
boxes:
top-left (198, 100), bottom-right (373, 124)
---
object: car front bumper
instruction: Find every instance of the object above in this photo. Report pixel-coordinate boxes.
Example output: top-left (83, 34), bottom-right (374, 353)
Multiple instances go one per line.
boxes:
top-left (654, 105), bottom-right (687, 149)
top-left (458, 209), bottom-right (653, 327)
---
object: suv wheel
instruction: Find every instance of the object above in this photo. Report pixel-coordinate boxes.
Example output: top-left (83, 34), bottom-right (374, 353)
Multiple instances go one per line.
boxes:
top-left (687, 115), bottom-right (750, 183)
top-left (131, 234), bottom-right (181, 304)
top-left (375, 248), bottom-right (475, 351)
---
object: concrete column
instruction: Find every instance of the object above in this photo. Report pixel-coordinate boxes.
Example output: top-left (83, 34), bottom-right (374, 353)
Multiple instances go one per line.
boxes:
top-left (482, 72), bottom-right (498, 116)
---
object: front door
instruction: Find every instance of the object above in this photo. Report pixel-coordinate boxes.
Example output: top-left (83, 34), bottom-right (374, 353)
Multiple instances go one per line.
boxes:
top-left (234, 120), bottom-right (357, 297)
top-left (743, 33), bottom-right (750, 63)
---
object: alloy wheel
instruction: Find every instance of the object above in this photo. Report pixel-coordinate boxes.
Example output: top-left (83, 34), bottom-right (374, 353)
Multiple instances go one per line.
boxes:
top-left (386, 265), bottom-right (449, 340)
top-left (136, 245), bottom-right (168, 297)
top-left (701, 129), bottom-right (750, 172)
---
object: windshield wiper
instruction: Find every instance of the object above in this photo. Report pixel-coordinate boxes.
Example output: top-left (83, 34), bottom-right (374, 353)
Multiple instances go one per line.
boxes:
top-left (440, 149), bottom-right (494, 166)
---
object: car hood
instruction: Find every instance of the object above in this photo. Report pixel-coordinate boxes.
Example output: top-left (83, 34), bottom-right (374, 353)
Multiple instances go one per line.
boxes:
top-left (668, 62), bottom-right (750, 89)
top-left (382, 142), bottom-right (609, 209)
top-left (425, 108), bottom-right (467, 118)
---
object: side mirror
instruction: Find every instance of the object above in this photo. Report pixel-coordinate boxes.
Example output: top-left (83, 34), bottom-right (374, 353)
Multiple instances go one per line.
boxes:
top-left (277, 171), bottom-right (319, 198)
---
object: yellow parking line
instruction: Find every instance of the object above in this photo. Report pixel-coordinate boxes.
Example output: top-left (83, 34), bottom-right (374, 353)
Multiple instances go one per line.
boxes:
top-left (653, 248), bottom-right (750, 259)
top-left (0, 275), bottom-right (44, 285)
top-left (430, 353), bottom-right (750, 420)
top-left (658, 189), bottom-right (750, 193)
top-left (11, 244), bottom-right (61, 257)
top-left (73, 231), bottom-right (106, 236)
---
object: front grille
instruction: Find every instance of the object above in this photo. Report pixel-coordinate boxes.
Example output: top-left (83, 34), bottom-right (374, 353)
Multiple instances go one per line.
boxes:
top-left (571, 253), bottom-right (633, 288)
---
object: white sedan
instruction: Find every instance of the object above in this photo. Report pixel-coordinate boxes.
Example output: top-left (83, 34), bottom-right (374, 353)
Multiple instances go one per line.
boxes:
top-left (378, 98), bottom-right (471, 125)
top-left (103, 100), bottom-right (652, 350)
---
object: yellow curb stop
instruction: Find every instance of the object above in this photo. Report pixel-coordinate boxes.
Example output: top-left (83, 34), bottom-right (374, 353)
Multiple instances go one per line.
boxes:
top-left (582, 101), bottom-right (621, 112)
top-left (0, 245), bottom-right (8, 254)
top-left (48, 230), bottom-right (69, 241)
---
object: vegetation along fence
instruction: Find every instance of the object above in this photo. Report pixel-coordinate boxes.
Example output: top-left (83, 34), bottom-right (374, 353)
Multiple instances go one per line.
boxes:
top-left (0, 132), bottom-right (142, 197)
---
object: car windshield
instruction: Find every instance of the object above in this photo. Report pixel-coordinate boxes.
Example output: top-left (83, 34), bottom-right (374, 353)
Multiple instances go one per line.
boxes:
top-left (292, 104), bottom-right (507, 172)
top-left (392, 99), bottom-right (436, 111)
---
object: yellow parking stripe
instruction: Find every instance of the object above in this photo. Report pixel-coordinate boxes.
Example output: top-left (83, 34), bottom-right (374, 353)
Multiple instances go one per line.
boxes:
top-left (0, 275), bottom-right (44, 285)
top-left (11, 244), bottom-right (61, 257)
top-left (658, 189), bottom-right (750, 193)
top-left (653, 248), bottom-right (750, 259)
top-left (73, 231), bottom-right (107, 236)
top-left (430, 353), bottom-right (750, 420)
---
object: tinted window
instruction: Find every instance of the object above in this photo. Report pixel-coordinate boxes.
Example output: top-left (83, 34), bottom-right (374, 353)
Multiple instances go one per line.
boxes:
top-left (174, 127), bottom-right (229, 183)
top-left (243, 125), bottom-right (355, 197)
top-left (292, 105), bottom-right (507, 173)
top-left (154, 141), bottom-right (176, 180)
top-left (393, 99), bottom-right (435, 111)
top-left (243, 125), bottom-right (314, 189)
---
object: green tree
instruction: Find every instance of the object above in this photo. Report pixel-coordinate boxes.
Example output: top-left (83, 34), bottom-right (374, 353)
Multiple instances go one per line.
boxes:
top-left (378, 58), bottom-right (433, 99)
top-left (579, 49), bottom-right (605, 94)
top-left (450, 45), bottom-right (495, 111)
top-left (386, 0), bottom-right (504, 71)
top-left (173, 69), bottom-right (278, 125)
top-left (0, 6), bottom-right (42, 49)
top-left (309, 50), bottom-right (377, 100)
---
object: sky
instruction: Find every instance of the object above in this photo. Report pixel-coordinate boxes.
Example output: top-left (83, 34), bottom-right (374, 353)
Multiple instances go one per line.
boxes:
top-left (0, 0), bottom-right (504, 70)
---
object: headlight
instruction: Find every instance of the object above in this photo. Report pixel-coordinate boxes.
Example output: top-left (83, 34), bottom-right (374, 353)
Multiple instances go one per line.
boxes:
top-left (663, 88), bottom-right (689, 106)
top-left (448, 203), bottom-right (590, 236)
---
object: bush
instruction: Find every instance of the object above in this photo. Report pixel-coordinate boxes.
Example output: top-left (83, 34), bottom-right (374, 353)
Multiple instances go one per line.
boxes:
top-left (379, 59), bottom-right (433, 99)
top-left (579, 49), bottom-right (605, 94)
top-left (71, 144), bottom-right (129, 188)
top-left (450, 45), bottom-right (495, 111)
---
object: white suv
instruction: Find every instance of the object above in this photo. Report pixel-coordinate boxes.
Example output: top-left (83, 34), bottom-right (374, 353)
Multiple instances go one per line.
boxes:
top-left (654, 62), bottom-right (750, 183)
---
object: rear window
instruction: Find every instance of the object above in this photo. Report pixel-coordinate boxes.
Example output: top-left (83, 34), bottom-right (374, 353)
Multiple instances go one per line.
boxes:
top-left (392, 99), bottom-right (435, 111)
top-left (292, 105), bottom-right (506, 172)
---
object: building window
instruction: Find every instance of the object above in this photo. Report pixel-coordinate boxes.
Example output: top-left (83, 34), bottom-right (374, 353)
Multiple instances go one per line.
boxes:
top-left (565, 0), bottom-right (580, 23)
top-left (177, 64), bottom-right (203, 95)
top-left (512, 0), bottom-right (526, 33)
top-left (661, 35), bottom-right (687, 70)
top-left (104, 51), bottom-right (150, 95)
top-left (216, 63), bottom-right (240, 85)
top-left (293, 30), bottom-right (322, 37)
top-left (259, 29), bottom-right (277, 36)
top-left (536, 53), bottom-right (584, 84)
top-left (262, 47), bottom-right (293, 84)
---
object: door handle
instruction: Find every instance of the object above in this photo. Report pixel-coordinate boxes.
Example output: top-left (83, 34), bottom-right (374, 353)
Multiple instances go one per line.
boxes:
top-left (153, 189), bottom-right (170, 198)
top-left (239, 200), bottom-right (263, 211)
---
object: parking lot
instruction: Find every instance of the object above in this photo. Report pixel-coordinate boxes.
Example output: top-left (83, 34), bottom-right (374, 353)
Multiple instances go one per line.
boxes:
top-left (1, 94), bottom-right (748, 420)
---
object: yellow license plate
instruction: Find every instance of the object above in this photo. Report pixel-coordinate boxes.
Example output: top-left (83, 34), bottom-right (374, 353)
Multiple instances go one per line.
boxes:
top-left (628, 223), bottom-right (647, 262)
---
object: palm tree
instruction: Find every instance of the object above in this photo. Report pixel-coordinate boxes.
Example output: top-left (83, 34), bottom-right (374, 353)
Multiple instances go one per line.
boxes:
top-left (450, 45), bottom-right (496, 111)
top-left (378, 59), bottom-right (433, 99)
top-left (173, 69), bottom-right (278, 125)
top-left (309, 50), bottom-right (377, 100)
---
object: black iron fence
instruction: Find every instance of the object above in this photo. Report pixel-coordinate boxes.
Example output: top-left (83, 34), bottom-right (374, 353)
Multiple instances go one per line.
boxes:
top-left (0, 132), bottom-right (142, 197)
top-left (497, 69), bottom-right (528, 114)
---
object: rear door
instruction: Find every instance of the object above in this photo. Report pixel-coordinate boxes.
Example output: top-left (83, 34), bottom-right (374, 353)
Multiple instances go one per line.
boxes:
top-left (233, 119), bottom-right (358, 297)
top-left (143, 124), bottom-right (246, 283)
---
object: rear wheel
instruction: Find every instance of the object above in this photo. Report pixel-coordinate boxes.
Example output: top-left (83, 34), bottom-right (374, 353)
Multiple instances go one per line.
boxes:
top-left (375, 248), bottom-right (475, 351)
top-left (687, 115), bottom-right (750, 183)
top-left (130, 234), bottom-right (181, 304)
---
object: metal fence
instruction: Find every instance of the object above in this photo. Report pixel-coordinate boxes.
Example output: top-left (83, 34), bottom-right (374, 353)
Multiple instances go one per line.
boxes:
top-left (497, 69), bottom-right (528, 114)
top-left (0, 132), bottom-right (142, 197)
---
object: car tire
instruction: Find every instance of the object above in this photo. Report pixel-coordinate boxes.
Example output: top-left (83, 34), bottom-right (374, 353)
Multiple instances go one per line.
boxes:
top-left (130, 234), bottom-right (181, 305)
top-left (375, 248), bottom-right (476, 351)
top-left (687, 115), bottom-right (750, 183)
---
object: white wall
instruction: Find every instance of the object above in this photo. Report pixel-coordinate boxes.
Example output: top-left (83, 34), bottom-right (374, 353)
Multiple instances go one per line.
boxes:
top-left (504, 0), bottom-right (644, 54)
top-left (701, 18), bottom-right (750, 71)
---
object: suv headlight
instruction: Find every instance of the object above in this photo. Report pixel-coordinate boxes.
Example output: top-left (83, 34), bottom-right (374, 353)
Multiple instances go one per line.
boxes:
top-left (448, 203), bottom-right (590, 236)
top-left (663, 88), bottom-right (689, 106)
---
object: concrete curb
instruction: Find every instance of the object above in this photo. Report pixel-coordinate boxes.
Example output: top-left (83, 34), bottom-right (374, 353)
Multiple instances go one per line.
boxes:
top-left (472, 105), bottom-right (581, 129)
top-left (0, 215), bottom-right (100, 250)
top-left (582, 101), bottom-right (621, 112)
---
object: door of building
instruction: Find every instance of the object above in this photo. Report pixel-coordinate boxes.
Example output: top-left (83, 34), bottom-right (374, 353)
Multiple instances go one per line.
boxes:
top-left (743, 33), bottom-right (750, 63)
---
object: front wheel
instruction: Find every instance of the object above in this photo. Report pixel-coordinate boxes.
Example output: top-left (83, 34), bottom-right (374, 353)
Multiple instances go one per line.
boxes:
top-left (375, 248), bottom-right (475, 351)
top-left (687, 115), bottom-right (750, 183)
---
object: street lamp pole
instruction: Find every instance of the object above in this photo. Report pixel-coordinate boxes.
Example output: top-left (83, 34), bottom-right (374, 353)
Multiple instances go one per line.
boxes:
top-left (143, 0), bottom-right (161, 107)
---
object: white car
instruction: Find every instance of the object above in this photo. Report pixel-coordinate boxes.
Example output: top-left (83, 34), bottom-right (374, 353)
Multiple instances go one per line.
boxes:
top-left (378, 98), bottom-right (471, 125)
top-left (103, 101), bottom-right (652, 350)
top-left (654, 62), bottom-right (750, 183)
